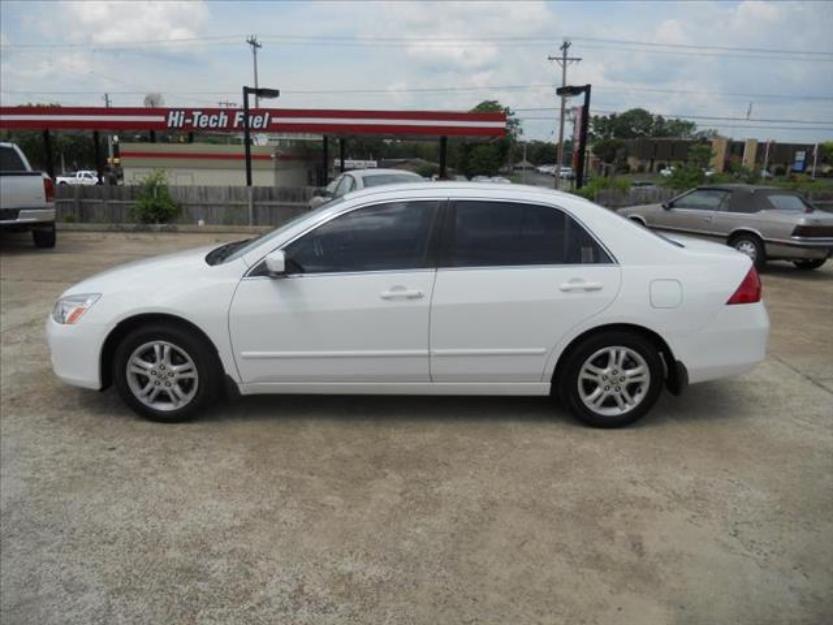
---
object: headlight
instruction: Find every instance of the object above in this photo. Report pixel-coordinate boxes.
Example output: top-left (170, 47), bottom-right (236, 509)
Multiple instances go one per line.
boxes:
top-left (52, 293), bottom-right (101, 325)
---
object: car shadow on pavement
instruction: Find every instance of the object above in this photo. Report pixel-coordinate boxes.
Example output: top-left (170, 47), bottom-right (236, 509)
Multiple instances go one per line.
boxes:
top-left (77, 380), bottom-right (742, 429)
top-left (762, 262), bottom-right (831, 280)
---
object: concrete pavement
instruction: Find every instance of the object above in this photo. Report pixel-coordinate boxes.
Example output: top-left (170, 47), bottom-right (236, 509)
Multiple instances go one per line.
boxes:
top-left (1, 230), bottom-right (831, 624)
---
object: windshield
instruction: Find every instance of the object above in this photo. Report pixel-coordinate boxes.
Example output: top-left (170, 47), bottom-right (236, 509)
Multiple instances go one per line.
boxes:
top-left (362, 173), bottom-right (421, 188)
top-left (218, 196), bottom-right (347, 263)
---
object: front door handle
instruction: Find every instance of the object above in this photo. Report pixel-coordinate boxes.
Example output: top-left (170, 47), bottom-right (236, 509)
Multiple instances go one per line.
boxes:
top-left (559, 280), bottom-right (603, 292)
top-left (380, 287), bottom-right (424, 300)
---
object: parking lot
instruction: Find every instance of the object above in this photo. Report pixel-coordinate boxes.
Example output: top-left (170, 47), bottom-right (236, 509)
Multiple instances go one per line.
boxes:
top-left (1, 230), bottom-right (831, 624)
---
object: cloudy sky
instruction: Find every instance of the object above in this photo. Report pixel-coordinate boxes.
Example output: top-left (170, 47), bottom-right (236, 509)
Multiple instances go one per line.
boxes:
top-left (1, 0), bottom-right (831, 142)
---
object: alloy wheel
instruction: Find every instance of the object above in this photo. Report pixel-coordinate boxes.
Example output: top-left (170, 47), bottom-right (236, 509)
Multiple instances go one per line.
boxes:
top-left (577, 346), bottom-right (651, 417)
top-left (734, 240), bottom-right (758, 261)
top-left (125, 341), bottom-right (199, 412)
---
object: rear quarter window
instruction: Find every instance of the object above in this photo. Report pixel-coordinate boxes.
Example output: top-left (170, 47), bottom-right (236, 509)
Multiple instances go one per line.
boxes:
top-left (0, 146), bottom-right (27, 172)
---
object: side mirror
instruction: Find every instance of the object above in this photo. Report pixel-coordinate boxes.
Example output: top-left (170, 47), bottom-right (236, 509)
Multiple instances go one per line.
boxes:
top-left (662, 202), bottom-right (672, 210)
top-left (264, 250), bottom-right (287, 277)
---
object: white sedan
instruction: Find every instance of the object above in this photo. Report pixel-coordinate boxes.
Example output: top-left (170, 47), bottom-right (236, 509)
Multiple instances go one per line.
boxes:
top-left (47, 183), bottom-right (769, 427)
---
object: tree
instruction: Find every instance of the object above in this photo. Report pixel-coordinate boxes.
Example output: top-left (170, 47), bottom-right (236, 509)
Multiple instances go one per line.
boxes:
top-left (663, 142), bottom-right (715, 190)
top-left (590, 108), bottom-right (699, 142)
top-left (451, 100), bottom-right (520, 178)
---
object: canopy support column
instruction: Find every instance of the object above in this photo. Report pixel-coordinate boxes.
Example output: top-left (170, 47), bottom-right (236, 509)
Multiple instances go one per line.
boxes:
top-left (439, 136), bottom-right (448, 179)
top-left (339, 138), bottom-right (346, 173)
top-left (42, 130), bottom-right (55, 179)
top-left (92, 131), bottom-right (103, 183)
top-left (321, 136), bottom-right (329, 186)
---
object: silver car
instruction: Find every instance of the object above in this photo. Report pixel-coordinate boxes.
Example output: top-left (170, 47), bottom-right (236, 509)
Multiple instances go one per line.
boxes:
top-left (620, 184), bottom-right (833, 270)
top-left (309, 168), bottom-right (424, 209)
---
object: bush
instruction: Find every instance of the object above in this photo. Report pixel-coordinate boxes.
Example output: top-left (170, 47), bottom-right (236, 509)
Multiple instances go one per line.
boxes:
top-left (573, 177), bottom-right (631, 201)
top-left (132, 170), bottom-right (181, 224)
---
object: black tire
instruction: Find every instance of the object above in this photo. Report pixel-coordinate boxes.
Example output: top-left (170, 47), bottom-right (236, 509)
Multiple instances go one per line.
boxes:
top-left (112, 323), bottom-right (221, 422)
top-left (793, 258), bottom-right (826, 270)
top-left (729, 233), bottom-right (766, 271)
top-left (32, 224), bottom-right (56, 248)
top-left (556, 330), bottom-right (665, 428)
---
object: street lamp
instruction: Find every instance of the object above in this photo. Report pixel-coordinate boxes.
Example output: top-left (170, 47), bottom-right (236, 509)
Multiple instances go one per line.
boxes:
top-left (242, 85), bottom-right (280, 187)
top-left (555, 84), bottom-right (591, 189)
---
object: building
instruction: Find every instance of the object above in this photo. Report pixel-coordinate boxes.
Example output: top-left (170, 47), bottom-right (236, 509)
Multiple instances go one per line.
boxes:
top-left (118, 142), bottom-right (318, 187)
top-left (622, 137), bottom-right (823, 175)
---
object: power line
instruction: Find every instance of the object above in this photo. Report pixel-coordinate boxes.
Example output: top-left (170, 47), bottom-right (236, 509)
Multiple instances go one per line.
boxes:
top-left (568, 35), bottom-right (833, 57)
top-left (3, 33), bottom-right (832, 60)
top-left (5, 84), bottom-right (833, 103)
top-left (514, 109), bottom-right (833, 125)
top-left (516, 118), bottom-right (833, 132)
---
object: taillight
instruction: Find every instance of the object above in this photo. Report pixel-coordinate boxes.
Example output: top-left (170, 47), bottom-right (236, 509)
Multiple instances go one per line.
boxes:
top-left (43, 176), bottom-right (55, 203)
top-left (727, 266), bottom-right (762, 305)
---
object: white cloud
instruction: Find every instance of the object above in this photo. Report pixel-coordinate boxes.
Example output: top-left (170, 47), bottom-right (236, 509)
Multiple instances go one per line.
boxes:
top-left (57, 0), bottom-right (209, 44)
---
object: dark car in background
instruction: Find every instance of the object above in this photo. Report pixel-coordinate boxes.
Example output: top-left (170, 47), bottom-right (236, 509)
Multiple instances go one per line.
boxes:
top-left (619, 184), bottom-right (833, 270)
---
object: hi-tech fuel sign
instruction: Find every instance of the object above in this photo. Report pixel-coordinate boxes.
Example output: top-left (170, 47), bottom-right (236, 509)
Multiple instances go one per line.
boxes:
top-left (165, 110), bottom-right (271, 130)
top-left (0, 106), bottom-right (506, 137)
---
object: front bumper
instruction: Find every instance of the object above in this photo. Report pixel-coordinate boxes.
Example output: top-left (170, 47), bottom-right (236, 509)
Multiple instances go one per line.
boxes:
top-left (45, 316), bottom-right (107, 390)
top-left (674, 302), bottom-right (769, 384)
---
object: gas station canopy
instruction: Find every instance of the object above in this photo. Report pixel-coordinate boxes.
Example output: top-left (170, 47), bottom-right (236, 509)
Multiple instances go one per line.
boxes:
top-left (0, 106), bottom-right (507, 137)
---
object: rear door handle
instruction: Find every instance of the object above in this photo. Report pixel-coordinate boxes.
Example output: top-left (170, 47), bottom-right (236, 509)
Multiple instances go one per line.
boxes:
top-left (380, 287), bottom-right (424, 300)
top-left (559, 280), bottom-right (603, 292)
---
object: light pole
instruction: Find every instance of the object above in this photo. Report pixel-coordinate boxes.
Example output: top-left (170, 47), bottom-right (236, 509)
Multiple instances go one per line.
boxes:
top-left (242, 85), bottom-right (280, 223)
top-left (556, 84), bottom-right (591, 189)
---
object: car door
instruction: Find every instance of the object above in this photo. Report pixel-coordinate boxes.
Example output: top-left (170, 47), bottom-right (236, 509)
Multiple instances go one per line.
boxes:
top-left (655, 188), bottom-right (729, 236)
top-left (229, 199), bottom-right (441, 386)
top-left (429, 200), bottom-right (621, 383)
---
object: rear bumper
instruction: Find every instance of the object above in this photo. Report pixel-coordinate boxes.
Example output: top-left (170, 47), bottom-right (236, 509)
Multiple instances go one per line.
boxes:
top-left (674, 302), bottom-right (769, 384)
top-left (45, 316), bottom-right (106, 390)
top-left (765, 237), bottom-right (833, 260)
top-left (0, 208), bottom-right (55, 228)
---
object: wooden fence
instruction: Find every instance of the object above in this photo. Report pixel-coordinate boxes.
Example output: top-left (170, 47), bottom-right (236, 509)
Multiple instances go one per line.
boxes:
top-left (55, 184), bottom-right (833, 228)
top-left (55, 185), bottom-right (317, 227)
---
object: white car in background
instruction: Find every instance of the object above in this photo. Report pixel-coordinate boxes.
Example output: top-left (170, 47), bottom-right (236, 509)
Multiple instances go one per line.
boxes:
top-left (308, 168), bottom-right (423, 208)
top-left (47, 182), bottom-right (769, 428)
top-left (56, 170), bottom-right (99, 185)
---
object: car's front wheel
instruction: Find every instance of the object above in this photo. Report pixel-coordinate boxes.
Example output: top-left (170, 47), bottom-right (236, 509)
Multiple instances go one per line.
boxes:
top-left (113, 324), bottom-right (220, 422)
top-left (793, 258), bottom-right (826, 270)
top-left (557, 331), bottom-right (665, 428)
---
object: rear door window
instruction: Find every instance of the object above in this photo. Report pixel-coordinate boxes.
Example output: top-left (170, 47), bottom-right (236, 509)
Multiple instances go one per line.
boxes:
top-left (766, 194), bottom-right (812, 212)
top-left (673, 189), bottom-right (729, 210)
top-left (448, 201), bottom-right (611, 267)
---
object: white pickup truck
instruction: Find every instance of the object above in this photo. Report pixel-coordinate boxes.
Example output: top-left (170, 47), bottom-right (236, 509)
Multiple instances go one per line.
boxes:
top-left (0, 142), bottom-right (56, 248)
top-left (56, 170), bottom-right (99, 185)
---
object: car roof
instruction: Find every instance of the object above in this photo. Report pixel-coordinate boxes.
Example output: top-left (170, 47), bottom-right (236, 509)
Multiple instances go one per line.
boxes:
top-left (341, 181), bottom-right (580, 203)
top-left (698, 183), bottom-right (780, 193)
top-left (347, 168), bottom-right (423, 179)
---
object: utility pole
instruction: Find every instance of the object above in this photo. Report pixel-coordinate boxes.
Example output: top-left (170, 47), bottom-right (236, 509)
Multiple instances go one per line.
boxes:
top-left (103, 93), bottom-right (113, 184)
top-left (246, 35), bottom-right (262, 107)
top-left (217, 100), bottom-right (237, 108)
top-left (548, 40), bottom-right (581, 190)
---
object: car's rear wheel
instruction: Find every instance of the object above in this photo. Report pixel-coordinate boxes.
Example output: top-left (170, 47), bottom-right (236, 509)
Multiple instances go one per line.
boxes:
top-left (113, 324), bottom-right (220, 422)
top-left (557, 331), bottom-right (665, 428)
top-left (793, 258), bottom-right (826, 270)
top-left (32, 224), bottom-right (56, 248)
top-left (729, 233), bottom-right (765, 271)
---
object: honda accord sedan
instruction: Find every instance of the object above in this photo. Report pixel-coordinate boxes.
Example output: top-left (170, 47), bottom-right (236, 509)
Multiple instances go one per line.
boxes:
top-left (47, 183), bottom-right (769, 427)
